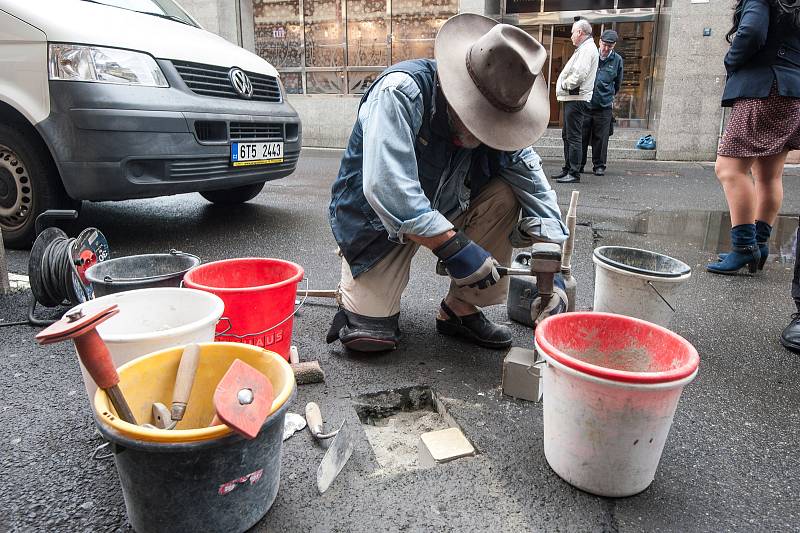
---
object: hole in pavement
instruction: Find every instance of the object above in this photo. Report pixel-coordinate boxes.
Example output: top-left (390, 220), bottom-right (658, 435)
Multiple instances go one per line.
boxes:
top-left (352, 386), bottom-right (474, 473)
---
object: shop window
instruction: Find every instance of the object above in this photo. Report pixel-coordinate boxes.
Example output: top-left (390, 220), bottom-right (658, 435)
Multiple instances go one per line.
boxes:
top-left (253, 0), bottom-right (303, 68)
top-left (304, 0), bottom-right (345, 68)
top-left (348, 0), bottom-right (389, 66)
top-left (306, 71), bottom-right (345, 94)
top-left (612, 21), bottom-right (655, 127)
top-left (252, 0), bottom-right (457, 94)
top-left (281, 72), bottom-right (303, 94)
top-left (348, 71), bottom-right (383, 94)
top-left (391, 0), bottom-right (456, 62)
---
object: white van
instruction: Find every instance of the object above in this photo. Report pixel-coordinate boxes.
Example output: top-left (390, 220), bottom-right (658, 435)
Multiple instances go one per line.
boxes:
top-left (0, 0), bottom-right (302, 247)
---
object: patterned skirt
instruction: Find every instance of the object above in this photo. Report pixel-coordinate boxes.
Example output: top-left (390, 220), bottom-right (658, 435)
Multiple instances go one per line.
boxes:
top-left (718, 82), bottom-right (800, 158)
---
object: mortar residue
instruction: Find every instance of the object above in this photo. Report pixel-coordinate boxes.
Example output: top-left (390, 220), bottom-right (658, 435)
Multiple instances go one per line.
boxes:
top-left (564, 345), bottom-right (652, 373)
top-left (362, 410), bottom-right (449, 472)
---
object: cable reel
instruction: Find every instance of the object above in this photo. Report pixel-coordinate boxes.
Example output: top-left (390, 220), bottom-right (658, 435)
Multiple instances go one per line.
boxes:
top-left (26, 211), bottom-right (110, 326)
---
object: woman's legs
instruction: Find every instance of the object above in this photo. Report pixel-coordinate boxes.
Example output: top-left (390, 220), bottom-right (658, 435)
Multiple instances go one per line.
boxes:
top-left (715, 155), bottom-right (756, 225)
top-left (752, 150), bottom-right (788, 226)
top-left (708, 154), bottom-right (760, 274)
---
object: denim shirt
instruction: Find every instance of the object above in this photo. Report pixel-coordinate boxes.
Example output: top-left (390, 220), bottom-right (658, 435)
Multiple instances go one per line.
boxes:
top-left (360, 72), bottom-right (567, 244)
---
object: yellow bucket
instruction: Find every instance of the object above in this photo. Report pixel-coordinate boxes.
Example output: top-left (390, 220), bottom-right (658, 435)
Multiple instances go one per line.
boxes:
top-left (94, 342), bottom-right (294, 443)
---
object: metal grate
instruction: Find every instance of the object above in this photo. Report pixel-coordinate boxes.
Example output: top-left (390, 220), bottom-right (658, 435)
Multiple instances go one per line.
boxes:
top-left (169, 151), bottom-right (300, 179)
top-left (229, 123), bottom-right (283, 141)
top-left (172, 61), bottom-right (282, 102)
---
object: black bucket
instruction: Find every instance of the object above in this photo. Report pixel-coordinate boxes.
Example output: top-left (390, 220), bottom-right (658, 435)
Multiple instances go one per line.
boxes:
top-left (86, 251), bottom-right (201, 297)
top-left (95, 386), bottom-right (295, 533)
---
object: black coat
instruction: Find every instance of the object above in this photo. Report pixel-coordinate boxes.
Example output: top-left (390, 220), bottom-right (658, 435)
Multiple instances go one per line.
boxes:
top-left (721, 0), bottom-right (800, 106)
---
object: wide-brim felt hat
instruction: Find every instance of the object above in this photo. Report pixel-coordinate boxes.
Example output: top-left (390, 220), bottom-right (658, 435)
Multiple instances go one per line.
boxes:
top-left (434, 13), bottom-right (550, 151)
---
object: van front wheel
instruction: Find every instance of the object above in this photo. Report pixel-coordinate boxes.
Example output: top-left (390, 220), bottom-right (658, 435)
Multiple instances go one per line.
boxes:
top-left (0, 124), bottom-right (78, 249)
top-left (199, 182), bottom-right (265, 205)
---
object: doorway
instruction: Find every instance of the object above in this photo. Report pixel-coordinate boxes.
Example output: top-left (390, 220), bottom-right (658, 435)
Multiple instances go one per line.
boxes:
top-left (528, 21), bottom-right (656, 129)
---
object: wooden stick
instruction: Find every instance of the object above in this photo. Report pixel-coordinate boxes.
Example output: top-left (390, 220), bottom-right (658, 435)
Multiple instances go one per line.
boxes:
top-left (561, 190), bottom-right (579, 272)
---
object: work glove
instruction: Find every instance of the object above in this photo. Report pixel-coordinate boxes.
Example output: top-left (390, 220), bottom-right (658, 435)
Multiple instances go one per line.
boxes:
top-left (510, 217), bottom-right (549, 248)
top-left (433, 231), bottom-right (500, 289)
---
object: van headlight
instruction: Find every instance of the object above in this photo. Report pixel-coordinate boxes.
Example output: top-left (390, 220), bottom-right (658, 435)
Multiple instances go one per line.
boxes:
top-left (48, 44), bottom-right (168, 87)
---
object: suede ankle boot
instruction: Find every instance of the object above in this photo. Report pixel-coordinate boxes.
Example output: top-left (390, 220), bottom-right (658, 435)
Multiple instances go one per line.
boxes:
top-left (707, 223), bottom-right (761, 275)
top-left (719, 220), bottom-right (771, 269)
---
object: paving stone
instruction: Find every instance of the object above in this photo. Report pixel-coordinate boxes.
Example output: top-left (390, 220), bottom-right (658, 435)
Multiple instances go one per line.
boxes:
top-left (418, 427), bottom-right (475, 468)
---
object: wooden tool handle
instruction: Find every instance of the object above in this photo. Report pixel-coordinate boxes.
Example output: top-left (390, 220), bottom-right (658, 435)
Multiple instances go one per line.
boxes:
top-left (74, 329), bottom-right (119, 389)
top-left (170, 343), bottom-right (200, 421)
top-left (305, 402), bottom-right (324, 438)
top-left (561, 190), bottom-right (580, 271)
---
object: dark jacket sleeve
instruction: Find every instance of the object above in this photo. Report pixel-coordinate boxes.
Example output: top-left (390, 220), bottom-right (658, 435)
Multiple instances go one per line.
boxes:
top-left (614, 56), bottom-right (624, 94)
top-left (724, 0), bottom-right (770, 72)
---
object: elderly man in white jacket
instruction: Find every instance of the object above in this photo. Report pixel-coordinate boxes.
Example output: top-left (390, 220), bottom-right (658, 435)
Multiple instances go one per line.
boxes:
top-left (552, 19), bottom-right (599, 184)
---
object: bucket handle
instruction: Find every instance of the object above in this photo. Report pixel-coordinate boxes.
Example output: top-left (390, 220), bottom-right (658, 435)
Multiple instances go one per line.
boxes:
top-left (214, 278), bottom-right (310, 340)
top-left (91, 441), bottom-right (114, 461)
top-left (646, 281), bottom-right (676, 313)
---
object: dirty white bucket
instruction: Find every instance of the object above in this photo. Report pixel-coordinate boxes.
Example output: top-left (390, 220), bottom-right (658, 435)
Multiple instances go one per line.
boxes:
top-left (65, 287), bottom-right (224, 408)
top-left (535, 312), bottom-right (699, 497)
top-left (592, 246), bottom-right (691, 328)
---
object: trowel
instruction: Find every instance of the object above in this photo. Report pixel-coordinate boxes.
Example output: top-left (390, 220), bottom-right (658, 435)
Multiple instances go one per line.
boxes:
top-left (305, 402), bottom-right (354, 494)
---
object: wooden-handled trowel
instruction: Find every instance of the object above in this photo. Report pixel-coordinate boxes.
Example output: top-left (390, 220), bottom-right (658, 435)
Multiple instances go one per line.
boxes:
top-left (305, 402), bottom-right (354, 494)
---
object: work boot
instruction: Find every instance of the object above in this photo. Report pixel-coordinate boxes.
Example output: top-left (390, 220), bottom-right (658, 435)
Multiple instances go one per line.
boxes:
top-left (707, 224), bottom-right (760, 275)
top-left (550, 169), bottom-right (569, 180)
top-left (781, 312), bottom-right (800, 353)
top-left (435, 300), bottom-right (512, 349)
top-left (326, 309), bottom-right (400, 352)
top-left (555, 173), bottom-right (581, 184)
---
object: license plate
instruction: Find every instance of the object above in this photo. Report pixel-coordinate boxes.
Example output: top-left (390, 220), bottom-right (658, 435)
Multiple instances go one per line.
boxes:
top-left (230, 142), bottom-right (284, 166)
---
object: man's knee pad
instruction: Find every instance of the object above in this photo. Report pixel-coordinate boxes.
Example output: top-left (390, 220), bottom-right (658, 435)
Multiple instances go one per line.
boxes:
top-left (326, 309), bottom-right (400, 352)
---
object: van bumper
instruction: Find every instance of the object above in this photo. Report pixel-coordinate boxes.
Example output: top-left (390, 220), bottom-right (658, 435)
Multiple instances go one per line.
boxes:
top-left (37, 78), bottom-right (302, 201)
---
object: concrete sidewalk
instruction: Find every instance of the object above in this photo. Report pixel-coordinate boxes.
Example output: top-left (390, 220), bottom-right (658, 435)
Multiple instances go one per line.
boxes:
top-left (1, 153), bottom-right (798, 532)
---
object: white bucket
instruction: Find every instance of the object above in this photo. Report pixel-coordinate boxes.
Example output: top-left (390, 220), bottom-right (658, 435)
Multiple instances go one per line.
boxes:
top-left (65, 287), bottom-right (224, 408)
top-left (592, 246), bottom-right (691, 328)
top-left (535, 312), bottom-right (699, 497)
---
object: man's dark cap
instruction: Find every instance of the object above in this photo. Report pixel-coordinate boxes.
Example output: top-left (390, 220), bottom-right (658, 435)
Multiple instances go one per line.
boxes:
top-left (600, 30), bottom-right (619, 43)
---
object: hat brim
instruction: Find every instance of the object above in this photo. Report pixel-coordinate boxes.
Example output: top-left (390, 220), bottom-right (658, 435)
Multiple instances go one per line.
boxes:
top-left (434, 14), bottom-right (550, 152)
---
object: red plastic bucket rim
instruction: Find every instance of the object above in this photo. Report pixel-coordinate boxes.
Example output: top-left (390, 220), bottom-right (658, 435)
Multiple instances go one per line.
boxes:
top-left (534, 312), bottom-right (699, 384)
top-left (184, 257), bottom-right (304, 292)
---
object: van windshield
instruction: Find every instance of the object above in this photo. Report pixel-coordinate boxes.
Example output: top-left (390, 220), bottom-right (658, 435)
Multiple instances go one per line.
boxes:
top-left (83, 0), bottom-right (199, 27)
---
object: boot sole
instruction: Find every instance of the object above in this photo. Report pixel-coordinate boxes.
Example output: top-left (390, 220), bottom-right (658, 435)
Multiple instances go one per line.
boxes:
top-left (342, 338), bottom-right (397, 352)
top-left (780, 336), bottom-right (800, 353)
top-left (435, 319), bottom-right (512, 350)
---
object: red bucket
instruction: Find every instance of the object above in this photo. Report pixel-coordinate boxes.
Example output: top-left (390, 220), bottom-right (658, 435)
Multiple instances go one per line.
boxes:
top-left (183, 258), bottom-right (304, 360)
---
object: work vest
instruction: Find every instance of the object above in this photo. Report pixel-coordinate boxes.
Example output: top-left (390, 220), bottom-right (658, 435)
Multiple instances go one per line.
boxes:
top-left (329, 59), bottom-right (509, 277)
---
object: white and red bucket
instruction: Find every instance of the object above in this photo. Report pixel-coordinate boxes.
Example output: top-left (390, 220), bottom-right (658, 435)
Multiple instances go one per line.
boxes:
top-left (535, 312), bottom-right (699, 497)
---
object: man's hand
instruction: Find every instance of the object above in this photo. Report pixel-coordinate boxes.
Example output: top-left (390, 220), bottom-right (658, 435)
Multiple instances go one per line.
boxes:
top-left (432, 231), bottom-right (500, 289)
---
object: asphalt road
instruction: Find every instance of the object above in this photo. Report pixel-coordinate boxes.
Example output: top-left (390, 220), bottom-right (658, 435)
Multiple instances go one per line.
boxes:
top-left (1, 150), bottom-right (799, 532)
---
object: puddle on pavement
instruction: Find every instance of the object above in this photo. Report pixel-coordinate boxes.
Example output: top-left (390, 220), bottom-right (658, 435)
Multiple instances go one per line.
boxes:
top-left (352, 386), bottom-right (472, 473)
top-left (611, 209), bottom-right (798, 264)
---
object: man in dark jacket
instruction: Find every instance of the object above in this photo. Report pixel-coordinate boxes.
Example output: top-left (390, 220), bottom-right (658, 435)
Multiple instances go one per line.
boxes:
top-left (580, 29), bottom-right (624, 177)
top-left (326, 14), bottom-right (568, 353)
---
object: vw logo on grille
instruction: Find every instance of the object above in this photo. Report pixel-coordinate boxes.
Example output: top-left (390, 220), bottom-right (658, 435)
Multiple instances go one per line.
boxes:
top-left (229, 68), bottom-right (253, 98)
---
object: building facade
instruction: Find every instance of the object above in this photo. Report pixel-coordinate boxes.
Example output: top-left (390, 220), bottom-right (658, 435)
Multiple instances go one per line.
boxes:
top-left (187, 0), bottom-right (736, 161)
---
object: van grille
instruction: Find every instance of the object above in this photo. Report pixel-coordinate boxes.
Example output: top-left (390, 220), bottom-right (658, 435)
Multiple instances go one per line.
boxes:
top-left (172, 61), bottom-right (282, 102)
top-left (229, 123), bottom-right (283, 141)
